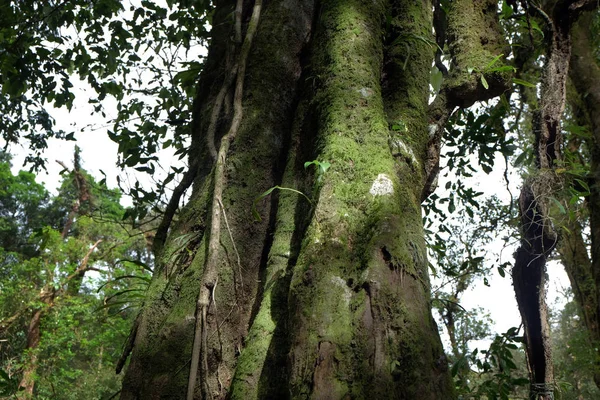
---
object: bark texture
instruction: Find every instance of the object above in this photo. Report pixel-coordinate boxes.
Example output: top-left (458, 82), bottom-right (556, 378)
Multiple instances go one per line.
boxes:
top-left (424, 0), bottom-right (511, 200)
top-left (119, 0), bottom-right (510, 398)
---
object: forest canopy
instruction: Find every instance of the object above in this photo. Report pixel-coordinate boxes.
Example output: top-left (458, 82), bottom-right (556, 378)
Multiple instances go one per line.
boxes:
top-left (1, 0), bottom-right (600, 399)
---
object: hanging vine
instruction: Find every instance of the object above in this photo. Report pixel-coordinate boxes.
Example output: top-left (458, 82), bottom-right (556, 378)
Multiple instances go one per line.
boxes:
top-left (186, 1), bottom-right (263, 398)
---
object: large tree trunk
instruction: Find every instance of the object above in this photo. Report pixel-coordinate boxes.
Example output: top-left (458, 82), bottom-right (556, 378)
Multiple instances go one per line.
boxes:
top-left (117, 0), bottom-right (518, 398)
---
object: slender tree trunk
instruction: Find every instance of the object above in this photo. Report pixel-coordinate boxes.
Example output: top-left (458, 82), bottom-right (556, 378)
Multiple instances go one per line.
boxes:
top-left (18, 288), bottom-right (53, 396)
top-left (566, 11), bottom-right (600, 388)
top-left (511, 3), bottom-right (598, 399)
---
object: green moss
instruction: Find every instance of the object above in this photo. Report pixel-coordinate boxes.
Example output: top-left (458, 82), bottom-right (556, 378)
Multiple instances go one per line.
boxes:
top-left (282, 0), bottom-right (455, 398)
top-left (443, 0), bottom-right (512, 104)
top-left (229, 289), bottom-right (277, 399)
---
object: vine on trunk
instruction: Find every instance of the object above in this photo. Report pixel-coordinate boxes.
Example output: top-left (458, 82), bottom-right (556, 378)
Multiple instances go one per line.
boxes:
top-left (186, 1), bottom-right (263, 398)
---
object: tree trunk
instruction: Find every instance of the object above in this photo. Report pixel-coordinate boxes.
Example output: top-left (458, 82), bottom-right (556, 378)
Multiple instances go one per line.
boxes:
top-left (18, 287), bottom-right (54, 396)
top-left (117, 0), bottom-right (518, 398)
top-left (566, 11), bottom-right (600, 388)
top-left (511, 3), bottom-right (598, 399)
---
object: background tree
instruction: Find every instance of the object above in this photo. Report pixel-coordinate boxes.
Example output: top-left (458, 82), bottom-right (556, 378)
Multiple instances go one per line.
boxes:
top-left (0, 153), bottom-right (152, 398)
top-left (551, 295), bottom-right (600, 399)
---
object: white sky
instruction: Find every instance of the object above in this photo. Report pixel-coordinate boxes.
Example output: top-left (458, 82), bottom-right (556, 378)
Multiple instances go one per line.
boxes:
top-left (435, 152), bottom-right (572, 343)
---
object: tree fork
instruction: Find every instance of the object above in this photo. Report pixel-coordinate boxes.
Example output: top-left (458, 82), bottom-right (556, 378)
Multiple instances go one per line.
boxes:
top-left (423, 0), bottom-right (512, 201)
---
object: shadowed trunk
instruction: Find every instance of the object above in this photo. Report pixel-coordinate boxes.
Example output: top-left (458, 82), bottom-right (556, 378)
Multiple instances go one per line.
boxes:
top-left (511, 2), bottom-right (599, 399)
top-left (565, 11), bottom-right (600, 388)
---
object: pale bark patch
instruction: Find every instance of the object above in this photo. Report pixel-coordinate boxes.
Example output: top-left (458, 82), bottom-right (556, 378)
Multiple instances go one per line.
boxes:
top-left (330, 276), bottom-right (353, 306)
top-left (369, 174), bottom-right (394, 196)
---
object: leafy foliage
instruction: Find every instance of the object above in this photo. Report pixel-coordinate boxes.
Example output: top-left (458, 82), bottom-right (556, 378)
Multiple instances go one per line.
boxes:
top-left (551, 297), bottom-right (600, 400)
top-left (0, 0), bottom-right (212, 218)
top-left (0, 157), bottom-right (152, 397)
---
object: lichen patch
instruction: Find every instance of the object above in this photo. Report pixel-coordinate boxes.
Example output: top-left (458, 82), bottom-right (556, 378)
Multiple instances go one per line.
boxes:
top-left (369, 173), bottom-right (394, 196)
top-left (358, 87), bottom-right (374, 98)
top-left (330, 276), bottom-right (353, 306)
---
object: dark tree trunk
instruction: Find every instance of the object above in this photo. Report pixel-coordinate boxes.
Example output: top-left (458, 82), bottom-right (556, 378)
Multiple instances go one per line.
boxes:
top-left (511, 2), bottom-right (599, 399)
top-left (564, 11), bottom-right (600, 389)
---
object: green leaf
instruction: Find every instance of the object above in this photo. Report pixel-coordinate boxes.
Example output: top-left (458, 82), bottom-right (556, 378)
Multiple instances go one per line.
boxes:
top-left (574, 178), bottom-right (590, 194)
top-left (497, 266), bottom-right (505, 277)
top-left (486, 65), bottom-right (515, 73)
top-left (252, 186), bottom-right (313, 221)
top-left (514, 150), bottom-right (530, 166)
top-left (118, 258), bottom-right (153, 273)
top-left (512, 77), bottom-right (536, 88)
top-left (480, 75), bottom-right (489, 90)
top-left (252, 186), bottom-right (278, 221)
top-left (484, 53), bottom-right (504, 70)
top-left (501, 0), bottom-right (514, 19)
top-left (97, 275), bottom-right (151, 292)
top-left (105, 288), bottom-right (146, 303)
top-left (549, 197), bottom-right (566, 214)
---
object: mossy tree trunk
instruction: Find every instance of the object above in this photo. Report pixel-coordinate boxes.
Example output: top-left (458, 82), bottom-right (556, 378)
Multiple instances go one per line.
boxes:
top-left (119, 1), bottom-right (510, 398)
top-left (561, 11), bottom-right (600, 388)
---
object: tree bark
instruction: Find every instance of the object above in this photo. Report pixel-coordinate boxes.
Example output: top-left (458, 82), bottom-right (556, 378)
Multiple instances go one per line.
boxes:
top-left (119, 0), bottom-right (512, 398)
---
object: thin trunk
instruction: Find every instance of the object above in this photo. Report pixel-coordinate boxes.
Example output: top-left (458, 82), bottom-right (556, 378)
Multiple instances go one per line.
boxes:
top-left (18, 287), bottom-right (54, 396)
top-left (567, 11), bottom-right (600, 387)
top-left (512, 2), bottom-right (598, 399)
top-left (558, 221), bottom-right (598, 340)
top-left (444, 307), bottom-right (459, 359)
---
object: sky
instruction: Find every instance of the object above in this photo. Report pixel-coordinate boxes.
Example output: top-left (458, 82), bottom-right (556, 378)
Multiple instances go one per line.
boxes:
top-left (434, 151), bottom-right (572, 343)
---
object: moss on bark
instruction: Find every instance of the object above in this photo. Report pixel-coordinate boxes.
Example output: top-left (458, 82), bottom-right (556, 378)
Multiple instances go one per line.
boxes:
top-left (121, 1), bottom-right (455, 399)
